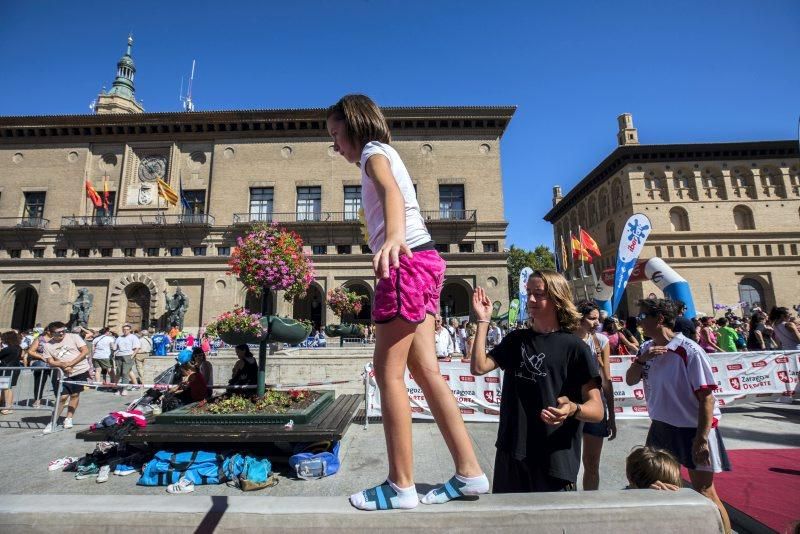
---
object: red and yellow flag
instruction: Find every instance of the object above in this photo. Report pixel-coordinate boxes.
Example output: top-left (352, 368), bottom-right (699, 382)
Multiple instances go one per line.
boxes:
top-left (571, 232), bottom-right (591, 262)
top-left (85, 180), bottom-right (103, 208)
top-left (560, 235), bottom-right (569, 272)
top-left (103, 177), bottom-right (110, 211)
top-left (157, 177), bottom-right (179, 206)
top-left (580, 228), bottom-right (601, 257)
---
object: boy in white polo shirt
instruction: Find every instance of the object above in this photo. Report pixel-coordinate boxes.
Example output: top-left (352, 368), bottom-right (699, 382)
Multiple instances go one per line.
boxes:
top-left (626, 298), bottom-right (731, 533)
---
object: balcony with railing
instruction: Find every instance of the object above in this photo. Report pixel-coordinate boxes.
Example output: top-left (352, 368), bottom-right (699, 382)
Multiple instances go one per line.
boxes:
top-left (232, 212), bottom-right (361, 225)
top-left (61, 214), bottom-right (215, 228)
top-left (420, 209), bottom-right (477, 223)
top-left (0, 217), bottom-right (49, 229)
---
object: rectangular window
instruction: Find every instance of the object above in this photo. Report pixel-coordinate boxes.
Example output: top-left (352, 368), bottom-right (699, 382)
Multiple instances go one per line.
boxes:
top-left (765, 244), bottom-right (773, 256)
top-left (778, 244), bottom-right (785, 256)
top-left (100, 248), bottom-right (113, 257)
top-left (94, 191), bottom-right (116, 223)
top-left (753, 245), bottom-right (760, 256)
top-left (169, 247), bottom-right (183, 257)
top-left (297, 186), bottom-right (321, 221)
top-left (343, 186), bottom-right (361, 221)
top-left (361, 245), bottom-right (371, 254)
top-left (336, 245), bottom-right (351, 255)
top-left (145, 247), bottom-right (160, 257)
top-left (679, 246), bottom-right (686, 257)
top-left (690, 245), bottom-right (698, 257)
top-left (483, 241), bottom-right (499, 253)
top-left (703, 245), bottom-right (711, 257)
top-left (655, 246), bottom-right (662, 257)
top-left (55, 248), bottom-right (67, 258)
top-left (78, 248), bottom-right (90, 258)
top-left (217, 246), bottom-right (230, 256)
top-left (435, 243), bottom-right (450, 254)
top-left (439, 185), bottom-right (465, 219)
top-left (192, 246), bottom-right (207, 256)
top-left (312, 244), bottom-right (327, 255)
top-left (124, 247), bottom-right (136, 257)
top-left (716, 245), bottom-right (724, 257)
top-left (459, 242), bottom-right (474, 253)
top-left (728, 245), bottom-right (736, 256)
top-left (182, 190), bottom-right (206, 223)
top-left (792, 244), bottom-right (798, 256)
top-left (249, 187), bottom-right (274, 222)
top-left (740, 245), bottom-right (748, 256)
top-left (9, 249), bottom-right (21, 259)
top-left (32, 248), bottom-right (44, 258)
top-left (666, 246), bottom-right (674, 257)
top-left (23, 191), bottom-right (46, 222)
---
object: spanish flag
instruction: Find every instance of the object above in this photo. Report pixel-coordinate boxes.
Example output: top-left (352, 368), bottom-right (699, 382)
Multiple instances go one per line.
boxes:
top-left (571, 232), bottom-right (591, 262)
top-left (157, 177), bottom-right (179, 206)
top-left (580, 228), bottom-right (601, 257)
top-left (85, 180), bottom-right (103, 208)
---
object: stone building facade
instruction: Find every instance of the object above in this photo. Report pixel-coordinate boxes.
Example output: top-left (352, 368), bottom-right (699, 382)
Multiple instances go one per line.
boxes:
top-left (545, 114), bottom-right (800, 318)
top-left (0, 39), bottom-right (513, 332)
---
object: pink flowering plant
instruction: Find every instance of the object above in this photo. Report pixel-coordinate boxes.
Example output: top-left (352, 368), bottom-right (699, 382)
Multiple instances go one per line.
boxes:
top-left (228, 223), bottom-right (315, 301)
top-left (204, 307), bottom-right (265, 338)
top-left (327, 287), bottom-right (367, 319)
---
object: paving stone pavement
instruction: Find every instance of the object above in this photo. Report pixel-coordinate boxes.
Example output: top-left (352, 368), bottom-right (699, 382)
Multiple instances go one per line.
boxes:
top-left (0, 388), bottom-right (797, 500)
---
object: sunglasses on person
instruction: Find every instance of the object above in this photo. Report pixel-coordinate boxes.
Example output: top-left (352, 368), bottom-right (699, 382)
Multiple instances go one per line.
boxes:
top-left (637, 311), bottom-right (659, 321)
top-left (52, 329), bottom-right (67, 335)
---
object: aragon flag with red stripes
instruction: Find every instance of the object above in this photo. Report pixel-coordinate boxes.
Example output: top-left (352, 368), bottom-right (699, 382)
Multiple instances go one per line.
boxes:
top-left (580, 228), bottom-right (602, 258)
top-left (85, 180), bottom-right (103, 208)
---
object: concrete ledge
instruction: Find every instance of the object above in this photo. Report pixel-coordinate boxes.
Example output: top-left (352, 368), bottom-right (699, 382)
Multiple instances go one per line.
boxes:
top-left (0, 490), bottom-right (723, 533)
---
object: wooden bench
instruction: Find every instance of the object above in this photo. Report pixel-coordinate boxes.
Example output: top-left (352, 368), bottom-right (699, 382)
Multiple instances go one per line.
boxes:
top-left (76, 394), bottom-right (362, 444)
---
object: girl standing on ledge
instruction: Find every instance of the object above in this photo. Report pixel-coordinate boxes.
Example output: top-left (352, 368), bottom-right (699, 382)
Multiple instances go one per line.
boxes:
top-left (327, 94), bottom-right (488, 511)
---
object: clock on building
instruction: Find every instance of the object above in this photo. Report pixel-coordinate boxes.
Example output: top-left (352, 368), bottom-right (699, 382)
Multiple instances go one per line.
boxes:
top-left (138, 155), bottom-right (167, 182)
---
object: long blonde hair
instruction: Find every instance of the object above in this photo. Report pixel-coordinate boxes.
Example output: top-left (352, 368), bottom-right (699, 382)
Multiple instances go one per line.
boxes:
top-left (532, 270), bottom-right (581, 332)
top-left (326, 94), bottom-right (391, 152)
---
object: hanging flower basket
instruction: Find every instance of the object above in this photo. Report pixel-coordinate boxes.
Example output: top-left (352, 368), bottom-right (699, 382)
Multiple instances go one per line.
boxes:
top-left (228, 223), bottom-right (315, 301)
top-left (205, 307), bottom-right (267, 346)
top-left (324, 323), bottom-right (363, 338)
top-left (268, 316), bottom-right (313, 344)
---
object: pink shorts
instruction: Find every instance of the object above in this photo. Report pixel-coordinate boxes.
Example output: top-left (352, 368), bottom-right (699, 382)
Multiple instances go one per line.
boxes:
top-left (373, 249), bottom-right (446, 324)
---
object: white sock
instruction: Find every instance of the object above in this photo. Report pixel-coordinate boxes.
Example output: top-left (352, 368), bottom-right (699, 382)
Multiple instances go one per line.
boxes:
top-left (350, 479), bottom-right (419, 511)
top-left (421, 473), bottom-right (490, 504)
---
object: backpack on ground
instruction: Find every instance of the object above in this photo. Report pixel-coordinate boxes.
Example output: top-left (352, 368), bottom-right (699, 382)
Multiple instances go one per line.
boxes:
top-left (222, 453), bottom-right (276, 491)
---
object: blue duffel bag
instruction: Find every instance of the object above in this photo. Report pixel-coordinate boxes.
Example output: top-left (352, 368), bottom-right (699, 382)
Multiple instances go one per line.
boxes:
top-left (138, 450), bottom-right (226, 486)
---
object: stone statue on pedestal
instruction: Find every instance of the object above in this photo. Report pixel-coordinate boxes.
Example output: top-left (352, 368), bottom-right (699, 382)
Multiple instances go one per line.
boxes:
top-left (69, 288), bottom-right (93, 328)
top-left (164, 287), bottom-right (189, 329)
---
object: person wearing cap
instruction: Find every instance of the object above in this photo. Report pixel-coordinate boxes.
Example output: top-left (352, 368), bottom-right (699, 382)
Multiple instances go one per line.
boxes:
top-left (39, 321), bottom-right (90, 432)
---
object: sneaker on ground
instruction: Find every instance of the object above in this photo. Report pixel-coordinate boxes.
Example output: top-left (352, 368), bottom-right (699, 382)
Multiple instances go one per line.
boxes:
top-left (63, 418), bottom-right (73, 429)
top-left (75, 464), bottom-right (100, 480)
top-left (42, 423), bottom-right (53, 434)
top-left (120, 390), bottom-right (128, 396)
top-left (96, 465), bottom-right (111, 483)
top-left (48, 456), bottom-right (79, 471)
top-left (114, 464), bottom-right (137, 476)
top-left (166, 478), bottom-right (195, 494)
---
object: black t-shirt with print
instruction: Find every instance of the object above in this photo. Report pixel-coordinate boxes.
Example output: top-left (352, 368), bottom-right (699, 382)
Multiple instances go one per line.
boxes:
top-left (489, 329), bottom-right (601, 482)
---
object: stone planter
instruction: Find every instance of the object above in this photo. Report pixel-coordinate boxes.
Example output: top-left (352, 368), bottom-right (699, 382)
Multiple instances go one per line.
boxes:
top-left (156, 389), bottom-right (335, 425)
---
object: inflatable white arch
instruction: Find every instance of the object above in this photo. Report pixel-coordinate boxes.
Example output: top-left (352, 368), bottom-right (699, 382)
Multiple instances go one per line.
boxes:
top-left (592, 257), bottom-right (697, 319)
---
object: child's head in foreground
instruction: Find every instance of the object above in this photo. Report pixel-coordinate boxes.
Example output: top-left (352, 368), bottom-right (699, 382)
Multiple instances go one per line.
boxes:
top-left (626, 446), bottom-right (681, 489)
top-left (326, 94), bottom-right (390, 164)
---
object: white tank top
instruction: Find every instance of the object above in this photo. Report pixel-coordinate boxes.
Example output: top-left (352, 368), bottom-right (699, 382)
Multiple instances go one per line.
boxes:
top-left (359, 141), bottom-right (431, 253)
top-left (773, 322), bottom-right (800, 350)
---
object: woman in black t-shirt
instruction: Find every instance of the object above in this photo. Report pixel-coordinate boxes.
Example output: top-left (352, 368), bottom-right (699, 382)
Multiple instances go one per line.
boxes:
top-left (747, 312), bottom-right (775, 351)
top-left (1, 331), bottom-right (24, 414)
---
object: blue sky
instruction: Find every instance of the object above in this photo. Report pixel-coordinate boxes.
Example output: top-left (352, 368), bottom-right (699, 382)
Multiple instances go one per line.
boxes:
top-left (1, 1), bottom-right (798, 251)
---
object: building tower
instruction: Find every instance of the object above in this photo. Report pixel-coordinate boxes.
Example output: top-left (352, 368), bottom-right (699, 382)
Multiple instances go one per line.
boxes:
top-left (617, 112), bottom-right (639, 146)
top-left (94, 35), bottom-right (144, 114)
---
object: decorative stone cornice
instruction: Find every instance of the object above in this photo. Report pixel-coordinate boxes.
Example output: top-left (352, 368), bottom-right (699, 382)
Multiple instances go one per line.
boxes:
top-left (544, 140), bottom-right (799, 222)
top-left (0, 106), bottom-right (516, 142)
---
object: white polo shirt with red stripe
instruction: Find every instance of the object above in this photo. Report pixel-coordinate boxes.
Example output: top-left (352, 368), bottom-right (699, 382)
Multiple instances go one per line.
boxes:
top-left (640, 333), bottom-right (721, 428)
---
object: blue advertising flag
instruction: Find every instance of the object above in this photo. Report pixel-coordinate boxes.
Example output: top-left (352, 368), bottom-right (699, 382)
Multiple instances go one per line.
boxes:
top-left (611, 214), bottom-right (652, 313)
top-left (517, 267), bottom-right (533, 323)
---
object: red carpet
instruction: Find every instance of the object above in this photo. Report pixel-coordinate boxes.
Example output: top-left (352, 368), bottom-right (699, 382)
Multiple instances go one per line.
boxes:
top-left (683, 448), bottom-right (800, 533)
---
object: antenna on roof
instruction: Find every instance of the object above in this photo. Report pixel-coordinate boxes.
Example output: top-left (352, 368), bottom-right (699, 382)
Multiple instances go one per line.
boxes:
top-left (179, 60), bottom-right (196, 112)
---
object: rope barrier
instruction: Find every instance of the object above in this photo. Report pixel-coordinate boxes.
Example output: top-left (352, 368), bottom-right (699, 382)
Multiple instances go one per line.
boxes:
top-left (58, 377), bottom-right (365, 391)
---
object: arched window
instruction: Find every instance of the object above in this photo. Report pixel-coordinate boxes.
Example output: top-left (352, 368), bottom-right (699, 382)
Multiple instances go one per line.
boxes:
top-left (738, 278), bottom-right (765, 317)
top-left (611, 179), bottom-right (623, 210)
top-left (606, 220), bottom-right (616, 245)
top-left (703, 175), bottom-right (718, 188)
top-left (669, 207), bottom-right (690, 231)
top-left (578, 203), bottom-right (588, 229)
top-left (733, 205), bottom-right (755, 230)
top-left (674, 175), bottom-right (689, 189)
top-left (587, 197), bottom-right (598, 226)
top-left (598, 188), bottom-right (609, 218)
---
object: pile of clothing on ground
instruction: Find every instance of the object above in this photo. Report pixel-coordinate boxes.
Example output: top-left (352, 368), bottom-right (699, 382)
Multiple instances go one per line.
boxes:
top-left (48, 441), bottom-right (148, 483)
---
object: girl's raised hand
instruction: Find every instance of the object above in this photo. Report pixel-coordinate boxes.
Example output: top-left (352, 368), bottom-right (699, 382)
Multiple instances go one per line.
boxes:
top-left (373, 237), bottom-right (412, 279)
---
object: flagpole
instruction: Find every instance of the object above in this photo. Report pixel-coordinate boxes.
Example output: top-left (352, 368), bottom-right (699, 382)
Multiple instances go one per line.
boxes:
top-left (578, 225), bottom-right (592, 302)
top-left (552, 231), bottom-right (560, 273)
